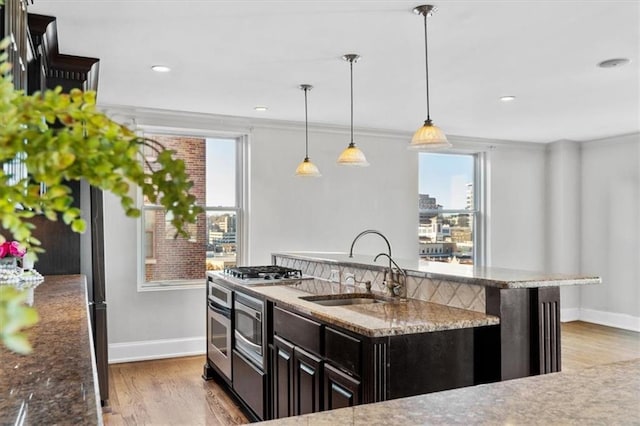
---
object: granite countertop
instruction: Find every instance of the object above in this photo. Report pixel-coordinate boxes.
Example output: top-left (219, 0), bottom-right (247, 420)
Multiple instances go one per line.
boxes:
top-left (0, 275), bottom-right (102, 425)
top-left (274, 252), bottom-right (602, 289)
top-left (258, 358), bottom-right (640, 425)
top-left (210, 273), bottom-right (499, 337)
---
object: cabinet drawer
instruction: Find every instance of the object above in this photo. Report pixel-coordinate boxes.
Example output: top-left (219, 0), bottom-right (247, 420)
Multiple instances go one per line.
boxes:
top-left (233, 350), bottom-right (266, 420)
top-left (325, 326), bottom-right (361, 375)
top-left (274, 306), bottom-right (321, 355)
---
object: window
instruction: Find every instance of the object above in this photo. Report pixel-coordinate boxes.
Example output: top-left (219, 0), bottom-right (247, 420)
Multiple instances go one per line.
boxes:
top-left (140, 133), bottom-right (244, 288)
top-left (419, 153), bottom-right (482, 266)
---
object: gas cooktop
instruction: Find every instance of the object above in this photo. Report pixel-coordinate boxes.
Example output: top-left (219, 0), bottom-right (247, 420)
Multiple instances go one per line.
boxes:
top-left (223, 265), bottom-right (307, 281)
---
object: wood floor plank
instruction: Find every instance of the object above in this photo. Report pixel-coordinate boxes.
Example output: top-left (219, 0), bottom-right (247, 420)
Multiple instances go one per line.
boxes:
top-left (561, 321), bottom-right (640, 372)
top-left (104, 356), bottom-right (248, 425)
top-left (103, 321), bottom-right (640, 425)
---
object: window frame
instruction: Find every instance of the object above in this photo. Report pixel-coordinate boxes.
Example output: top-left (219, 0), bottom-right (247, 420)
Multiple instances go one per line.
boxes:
top-left (136, 126), bottom-right (249, 291)
top-left (418, 152), bottom-right (486, 266)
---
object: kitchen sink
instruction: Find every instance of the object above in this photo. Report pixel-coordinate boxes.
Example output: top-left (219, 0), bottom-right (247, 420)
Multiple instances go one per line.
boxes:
top-left (300, 293), bottom-right (391, 306)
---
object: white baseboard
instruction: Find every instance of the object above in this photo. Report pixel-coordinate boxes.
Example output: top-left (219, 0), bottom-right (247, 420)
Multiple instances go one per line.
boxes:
top-left (561, 307), bottom-right (580, 322)
top-left (109, 336), bottom-right (206, 364)
top-left (577, 308), bottom-right (640, 332)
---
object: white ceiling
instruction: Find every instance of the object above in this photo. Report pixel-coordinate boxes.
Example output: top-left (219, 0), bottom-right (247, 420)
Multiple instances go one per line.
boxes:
top-left (29, 1), bottom-right (639, 143)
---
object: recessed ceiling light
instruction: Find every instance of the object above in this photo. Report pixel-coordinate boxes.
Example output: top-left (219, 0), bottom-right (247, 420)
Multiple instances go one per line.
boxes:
top-left (597, 58), bottom-right (630, 68)
top-left (254, 106), bottom-right (268, 111)
top-left (500, 96), bottom-right (516, 102)
top-left (151, 65), bottom-right (171, 73)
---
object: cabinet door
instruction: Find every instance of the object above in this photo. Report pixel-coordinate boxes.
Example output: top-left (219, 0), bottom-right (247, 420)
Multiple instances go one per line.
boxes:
top-left (232, 350), bottom-right (266, 420)
top-left (293, 346), bottom-right (323, 416)
top-left (273, 336), bottom-right (295, 419)
top-left (323, 363), bottom-right (361, 410)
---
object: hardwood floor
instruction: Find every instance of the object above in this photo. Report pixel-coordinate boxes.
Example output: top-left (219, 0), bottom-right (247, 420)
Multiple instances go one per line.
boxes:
top-left (103, 321), bottom-right (639, 425)
top-left (561, 321), bottom-right (640, 372)
top-left (103, 356), bottom-right (248, 425)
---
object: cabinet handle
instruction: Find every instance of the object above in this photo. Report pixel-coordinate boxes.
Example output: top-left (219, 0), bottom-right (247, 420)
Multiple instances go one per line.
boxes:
top-left (300, 363), bottom-right (315, 376)
top-left (331, 383), bottom-right (352, 399)
top-left (278, 349), bottom-right (291, 361)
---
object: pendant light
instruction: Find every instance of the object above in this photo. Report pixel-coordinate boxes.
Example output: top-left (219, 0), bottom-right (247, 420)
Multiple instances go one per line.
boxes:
top-left (409, 5), bottom-right (451, 150)
top-left (337, 54), bottom-right (369, 166)
top-left (295, 84), bottom-right (321, 177)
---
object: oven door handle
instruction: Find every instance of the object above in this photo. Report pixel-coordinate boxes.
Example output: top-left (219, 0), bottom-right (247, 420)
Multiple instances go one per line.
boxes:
top-left (235, 330), bottom-right (263, 354)
top-left (234, 301), bottom-right (262, 321)
top-left (208, 301), bottom-right (231, 318)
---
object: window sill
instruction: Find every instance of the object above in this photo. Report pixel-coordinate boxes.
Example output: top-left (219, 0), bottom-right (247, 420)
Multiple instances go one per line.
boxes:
top-left (138, 279), bottom-right (205, 292)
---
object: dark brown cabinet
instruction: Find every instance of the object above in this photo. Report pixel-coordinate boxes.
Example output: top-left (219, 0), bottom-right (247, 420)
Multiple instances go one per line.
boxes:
top-left (271, 304), bottom-right (365, 419)
top-left (268, 302), bottom-right (499, 421)
top-left (323, 363), bottom-right (361, 410)
top-left (293, 346), bottom-right (323, 415)
top-left (272, 335), bottom-right (324, 418)
top-left (233, 350), bottom-right (267, 420)
top-left (272, 336), bottom-right (295, 418)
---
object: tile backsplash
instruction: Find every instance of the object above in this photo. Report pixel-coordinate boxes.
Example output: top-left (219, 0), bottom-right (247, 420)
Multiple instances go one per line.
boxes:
top-left (275, 255), bottom-right (486, 313)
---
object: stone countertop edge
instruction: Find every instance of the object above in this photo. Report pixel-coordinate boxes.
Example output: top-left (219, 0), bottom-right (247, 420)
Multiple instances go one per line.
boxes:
top-left (273, 252), bottom-right (602, 289)
top-left (0, 275), bottom-right (102, 426)
top-left (256, 358), bottom-right (640, 425)
top-left (210, 273), bottom-right (499, 337)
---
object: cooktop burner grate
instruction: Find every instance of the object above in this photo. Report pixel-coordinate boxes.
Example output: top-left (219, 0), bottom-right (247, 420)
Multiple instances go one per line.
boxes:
top-left (224, 265), bottom-right (303, 280)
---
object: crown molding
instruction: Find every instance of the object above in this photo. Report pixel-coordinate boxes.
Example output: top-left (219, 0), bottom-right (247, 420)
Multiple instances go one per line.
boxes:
top-left (581, 131), bottom-right (640, 148)
top-left (99, 103), bottom-right (550, 152)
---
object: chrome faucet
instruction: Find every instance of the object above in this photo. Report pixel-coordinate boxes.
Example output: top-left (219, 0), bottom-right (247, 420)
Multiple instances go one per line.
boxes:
top-left (374, 252), bottom-right (407, 298)
top-left (349, 229), bottom-right (393, 276)
top-left (349, 229), bottom-right (392, 258)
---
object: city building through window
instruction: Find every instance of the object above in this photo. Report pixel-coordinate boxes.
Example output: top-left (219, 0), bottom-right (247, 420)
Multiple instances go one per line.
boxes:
top-left (419, 153), bottom-right (479, 265)
top-left (141, 134), bottom-right (242, 287)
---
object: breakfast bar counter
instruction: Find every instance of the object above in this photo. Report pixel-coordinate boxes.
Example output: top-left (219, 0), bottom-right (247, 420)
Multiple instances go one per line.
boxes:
top-left (273, 252), bottom-right (601, 289)
top-left (0, 275), bottom-right (102, 425)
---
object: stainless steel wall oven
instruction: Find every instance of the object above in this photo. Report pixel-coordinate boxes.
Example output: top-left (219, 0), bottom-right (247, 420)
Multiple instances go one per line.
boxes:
top-left (233, 291), bottom-right (265, 370)
top-left (206, 278), bottom-right (233, 382)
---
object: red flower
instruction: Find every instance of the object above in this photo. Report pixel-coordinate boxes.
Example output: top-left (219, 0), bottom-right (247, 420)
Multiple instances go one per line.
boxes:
top-left (0, 241), bottom-right (26, 258)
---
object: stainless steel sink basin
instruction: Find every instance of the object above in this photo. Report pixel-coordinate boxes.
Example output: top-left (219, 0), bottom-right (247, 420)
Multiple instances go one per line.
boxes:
top-left (300, 294), bottom-right (390, 306)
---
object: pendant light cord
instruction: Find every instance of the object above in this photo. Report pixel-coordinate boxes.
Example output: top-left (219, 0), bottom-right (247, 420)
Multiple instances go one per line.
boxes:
top-left (350, 59), bottom-right (354, 144)
top-left (304, 86), bottom-right (309, 159)
top-left (423, 12), bottom-right (431, 122)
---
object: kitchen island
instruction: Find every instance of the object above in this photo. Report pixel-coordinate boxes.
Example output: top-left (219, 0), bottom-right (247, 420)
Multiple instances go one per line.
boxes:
top-left (274, 252), bottom-right (601, 380)
top-left (256, 358), bottom-right (640, 425)
top-left (205, 253), bottom-right (601, 422)
top-left (0, 275), bottom-right (102, 425)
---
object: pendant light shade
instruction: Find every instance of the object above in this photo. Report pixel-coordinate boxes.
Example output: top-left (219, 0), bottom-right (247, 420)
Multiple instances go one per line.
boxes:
top-left (409, 5), bottom-right (451, 151)
top-left (295, 84), bottom-right (321, 177)
top-left (336, 143), bottom-right (368, 165)
top-left (409, 119), bottom-right (449, 150)
top-left (295, 157), bottom-right (321, 176)
top-left (337, 54), bottom-right (369, 167)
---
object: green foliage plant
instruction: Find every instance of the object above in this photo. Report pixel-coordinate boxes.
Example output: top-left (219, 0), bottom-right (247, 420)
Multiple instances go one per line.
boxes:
top-left (0, 285), bottom-right (39, 354)
top-left (0, 37), bottom-right (203, 353)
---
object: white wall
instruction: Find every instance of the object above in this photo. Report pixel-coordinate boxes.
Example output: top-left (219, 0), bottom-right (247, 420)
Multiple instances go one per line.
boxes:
top-left (104, 190), bottom-right (206, 362)
top-left (580, 133), bottom-right (640, 330)
top-left (249, 125), bottom-right (418, 264)
top-left (485, 144), bottom-right (547, 271)
top-left (546, 140), bottom-right (582, 318)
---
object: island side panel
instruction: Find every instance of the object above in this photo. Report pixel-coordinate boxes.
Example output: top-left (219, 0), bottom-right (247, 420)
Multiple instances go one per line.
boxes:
top-left (361, 337), bottom-right (389, 404)
top-left (486, 286), bottom-right (562, 380)
top-left (387, 328), bottom-right (475, 399)
top-left (486, 287), bottom-right (532, 380)
top-left (531, 286), bottom-right (561, 374)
